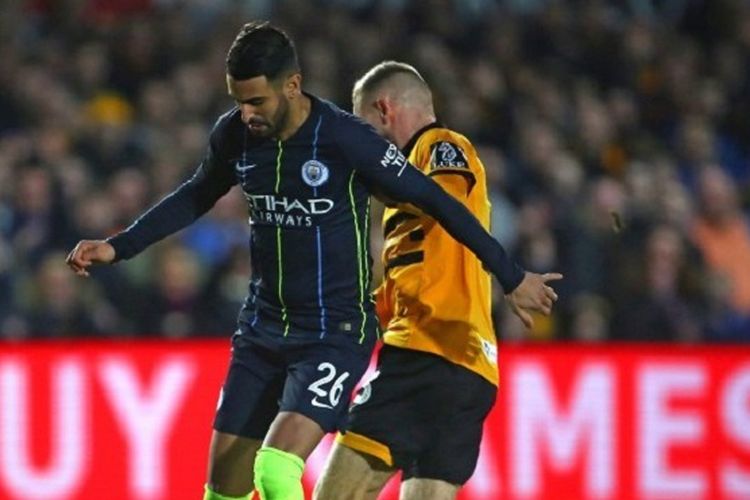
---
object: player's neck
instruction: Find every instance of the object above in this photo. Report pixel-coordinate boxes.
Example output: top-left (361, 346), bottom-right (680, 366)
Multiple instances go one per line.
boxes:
top-left (278, 94), bottom-right (312, 141)
top-left (396, 114), bottom-right (436, 150)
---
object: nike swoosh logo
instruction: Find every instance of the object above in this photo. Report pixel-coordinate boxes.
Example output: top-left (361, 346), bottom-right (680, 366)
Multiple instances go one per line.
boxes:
top-left (235, 162), bottom-right (257, 172)
top-left (311, 398), bottom-right (333, 409)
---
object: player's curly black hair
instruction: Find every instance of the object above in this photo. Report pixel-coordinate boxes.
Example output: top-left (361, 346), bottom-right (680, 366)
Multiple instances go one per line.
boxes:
top-left (226, 21), bottom-right (300, 81)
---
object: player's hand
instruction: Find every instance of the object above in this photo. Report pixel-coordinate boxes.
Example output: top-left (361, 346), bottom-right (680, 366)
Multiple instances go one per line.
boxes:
top-left (505, 272), bottom-right (563, 329)
top-left (65, 240), bottom-right (116, 278)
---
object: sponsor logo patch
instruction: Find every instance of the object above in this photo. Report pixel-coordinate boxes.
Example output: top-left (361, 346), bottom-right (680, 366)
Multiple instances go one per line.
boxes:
top-left (430, 141), bottom-right (469, 171)
top-left (481, 339), bottom-right (498, 365)
top-left (244, 194), bottom-right (334, 228)
top-left (352, 370), bottom-right (380, 406)
top-left (380, 143), bottom-right (408, 176)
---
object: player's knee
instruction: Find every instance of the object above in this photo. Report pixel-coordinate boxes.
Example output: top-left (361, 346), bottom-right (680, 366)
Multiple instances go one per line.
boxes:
top-left (253, 447), bottom-right (305, 500)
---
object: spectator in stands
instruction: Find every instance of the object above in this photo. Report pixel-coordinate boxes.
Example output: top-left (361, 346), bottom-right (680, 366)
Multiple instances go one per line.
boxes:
top-left (611, 225), bottom-right (705, 342)
top-left (692, 165), bottom-right (750, 340)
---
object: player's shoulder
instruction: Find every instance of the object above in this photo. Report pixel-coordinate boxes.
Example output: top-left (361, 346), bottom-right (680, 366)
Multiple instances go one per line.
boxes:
top-left (416, 126), bottom-right (480, 174)
top-left (212, 107), bottom-right (243, 133)
top-left (309, 94), bottom-right (383, 151)
top-left (310, 95), bottom-right (361, 126)
top-left (208, 107), bottom-right (244, 147)
top-left (417, 126), bottom-right (476, 153)
top-left (310, 94), bottom-right (369, 130)
top-left (305, 94), bottom-right (342, 122)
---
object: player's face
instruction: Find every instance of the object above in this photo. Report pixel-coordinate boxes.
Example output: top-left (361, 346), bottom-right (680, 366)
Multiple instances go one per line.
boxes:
top-left (227, 75), bottom-right (291, 138)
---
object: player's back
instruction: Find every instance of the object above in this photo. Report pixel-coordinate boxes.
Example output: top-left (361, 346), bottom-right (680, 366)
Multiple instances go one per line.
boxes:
top-left (378, 125), bottom-right (498, 386)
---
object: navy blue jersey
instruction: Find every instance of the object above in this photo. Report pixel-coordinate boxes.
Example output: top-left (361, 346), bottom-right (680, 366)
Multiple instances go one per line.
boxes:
top-left (108, 94), bottom-right (524, 341)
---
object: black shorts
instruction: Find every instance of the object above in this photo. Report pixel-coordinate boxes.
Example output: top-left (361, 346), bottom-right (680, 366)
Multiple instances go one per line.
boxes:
top-left (340, 345), bottom-right (496, 485)
top-left (213, 324), bottom-right (374, 439)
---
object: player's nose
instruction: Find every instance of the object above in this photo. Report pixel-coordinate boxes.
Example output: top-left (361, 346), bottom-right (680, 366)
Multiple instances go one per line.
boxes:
top-left (239, 104), bottom-right (258, 124)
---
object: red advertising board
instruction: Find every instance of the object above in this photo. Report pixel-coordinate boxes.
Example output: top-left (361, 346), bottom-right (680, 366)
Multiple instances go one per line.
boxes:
top-left (0, 340), bottom-right (748, 499)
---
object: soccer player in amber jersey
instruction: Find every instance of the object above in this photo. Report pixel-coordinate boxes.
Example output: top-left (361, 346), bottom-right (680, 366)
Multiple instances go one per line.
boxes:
top-left (315, 62), bottom-right (562, 500)
top-left (67, 23), bottom-right (559, 499)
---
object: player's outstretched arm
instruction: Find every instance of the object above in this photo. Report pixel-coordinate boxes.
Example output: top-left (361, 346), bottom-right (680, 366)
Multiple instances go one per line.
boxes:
top-left (373, 165), bottom-right (523, 287)
top-left (338, 116), bottom-right (563, 318)
top-left (65, 240), bottom-right (116, 278)
top-left (388, 172), bottom-right (564, 326)
top-left (74, 115), bottom-right (238, 269)
top-left (393, 173), bottom-right (564, 321)
top-left (363, 158), bottom-right (565, 325)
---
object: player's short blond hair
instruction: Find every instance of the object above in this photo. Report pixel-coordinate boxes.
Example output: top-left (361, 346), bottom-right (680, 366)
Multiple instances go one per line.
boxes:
top-left (352, 61), bottom-right (433, 113)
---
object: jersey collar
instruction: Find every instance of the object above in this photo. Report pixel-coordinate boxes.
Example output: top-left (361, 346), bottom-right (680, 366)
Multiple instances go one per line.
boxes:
top-left (402, 121), bottom-right (443, 157)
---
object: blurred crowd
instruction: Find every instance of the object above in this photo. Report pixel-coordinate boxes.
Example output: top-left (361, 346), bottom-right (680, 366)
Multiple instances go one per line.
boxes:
top-left (1, 0), bottom-right (749, 342)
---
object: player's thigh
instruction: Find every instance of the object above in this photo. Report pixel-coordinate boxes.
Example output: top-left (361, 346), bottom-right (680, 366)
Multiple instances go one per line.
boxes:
top-left (314, 442), bottom-right (396, 500)
top-left (400, 477), bottom-right (459, 500)
top-left (343, 346), bottom-right (445, 471)
top-left (206, 430), bottom-right (263, 496)
top-left (409, 364), bottom-right (496, 486)
top-left (213, 335), bottom-right (286, 439)
top-left (208, 335), bottom-right (286, 494)
top-left (280, 335), bottom-right (373, 436)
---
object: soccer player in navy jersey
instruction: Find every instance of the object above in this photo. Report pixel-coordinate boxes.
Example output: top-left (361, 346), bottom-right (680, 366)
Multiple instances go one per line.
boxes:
top-left (66, 22), bottom-right (558, 500)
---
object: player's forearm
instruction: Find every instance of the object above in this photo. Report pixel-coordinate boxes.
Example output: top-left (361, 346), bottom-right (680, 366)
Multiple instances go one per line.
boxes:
top-left (107, 177), bottom-right (221, 262)
top-left (390, 175), bottom-right (525, 292)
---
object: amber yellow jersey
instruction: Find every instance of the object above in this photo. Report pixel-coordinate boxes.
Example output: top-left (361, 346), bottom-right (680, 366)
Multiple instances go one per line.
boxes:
top-left (376, 123), bottom-right (498, 386)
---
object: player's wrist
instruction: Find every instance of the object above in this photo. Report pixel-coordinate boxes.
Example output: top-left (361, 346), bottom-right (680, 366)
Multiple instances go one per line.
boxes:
top-left (104, 234), bottom-right (128, 263)
top-left (494, 261), bottom-right (525, 294)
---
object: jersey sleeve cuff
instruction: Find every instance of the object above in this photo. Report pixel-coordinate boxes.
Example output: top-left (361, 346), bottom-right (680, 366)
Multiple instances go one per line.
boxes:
top-left (106, 233), bottom-right (137, 263)
top-left (497, 262), bottom-right (526, 294)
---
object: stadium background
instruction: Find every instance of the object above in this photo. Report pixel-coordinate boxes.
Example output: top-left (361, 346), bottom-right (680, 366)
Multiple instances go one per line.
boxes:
top-left (0, 0), bottom-right (749, 498)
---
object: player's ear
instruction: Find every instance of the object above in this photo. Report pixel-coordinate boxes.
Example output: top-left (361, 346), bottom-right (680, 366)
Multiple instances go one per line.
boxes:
top-left (374, 98), bottom-right (389, 124)
top-left (284, 73), bottom-right (302, 99)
